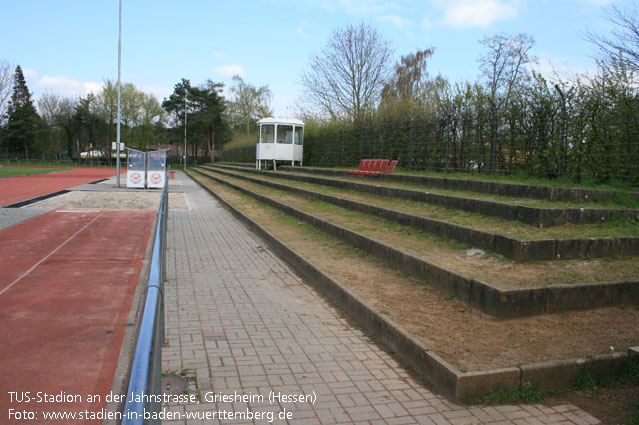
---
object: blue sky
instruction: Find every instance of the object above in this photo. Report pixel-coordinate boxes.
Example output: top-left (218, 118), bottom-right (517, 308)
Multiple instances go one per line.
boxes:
top-left (1, 0), bottom-right (634, 116)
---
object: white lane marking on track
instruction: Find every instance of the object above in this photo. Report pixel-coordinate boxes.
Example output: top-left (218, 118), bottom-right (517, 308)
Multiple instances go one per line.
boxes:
top-left (0, 210), bottom-right (105, 297)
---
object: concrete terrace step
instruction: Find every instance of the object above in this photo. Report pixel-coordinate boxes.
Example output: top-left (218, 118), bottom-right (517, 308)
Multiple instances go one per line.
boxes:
top-left (275, 164), bottom-right (639, 204)
top-left (192, 167), bottom-right (639, 319)
top-left (201, 165), bottom-right (639, 263)
top-left (212, 163), bottom-right (639, 228)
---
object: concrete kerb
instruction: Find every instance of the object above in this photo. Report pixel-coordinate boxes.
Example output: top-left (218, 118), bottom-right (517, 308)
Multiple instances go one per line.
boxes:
top-left (203, 165), bottom-right (639, 262)
top-left (186, 170), bottom-right (637, 403)
top-left (194, 168), bottom-right (639, 319)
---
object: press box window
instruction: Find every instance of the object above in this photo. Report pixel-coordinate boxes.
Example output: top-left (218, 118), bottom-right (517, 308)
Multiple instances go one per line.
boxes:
top-left (260, 125), bottom-right (274, 143)
top-left (277, 125), bottom-right (294, 144)
top-left (294, 127), bottom-right (303, 145)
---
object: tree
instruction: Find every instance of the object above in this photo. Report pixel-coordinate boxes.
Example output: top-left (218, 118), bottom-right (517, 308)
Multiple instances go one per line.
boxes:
top-left (586, 5), bottom-right (639, 72)
top-left (478, 33), bottom-right (535, 172)
top-left (301, 22), bottom-right (393, 122)
top-left (94, 80), bottom-right (118, 154)
top-left (4, 66), bottom-right (42, 159)
top-left (382, 48), bottom-right (435, 106)
top-left (0, 59), bottom-right (12, 125)
top-left (136, 93), bottom-right (165, 148)
top-left (190, 80), bottom-right (228, 161)
top-left (37, 92), bottom-right (75, 160)
top-left (70, 93), bottom-right (110, 160)
top-left (162, 78), bottom-right (191, 159)
top-left (119, 82), bottom-right (144, 145)
top-left (94, 80), bottom-right (164, 151)
top-left (479, 33), bottom-right (535, 106)
top-left (163, 79), bottom-right (228, 163)
top-left (227, 75), bottom-right (272, 135)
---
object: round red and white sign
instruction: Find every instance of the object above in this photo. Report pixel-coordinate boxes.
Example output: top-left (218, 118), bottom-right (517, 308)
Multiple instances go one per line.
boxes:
top-left (150, 173), bottom-right (162, 184)
top-left (129, 173), bottom-right (142, 184)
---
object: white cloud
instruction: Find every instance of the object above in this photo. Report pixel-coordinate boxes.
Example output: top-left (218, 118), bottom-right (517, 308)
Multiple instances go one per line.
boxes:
top-left (442, 0), bottom-right (517, 28)
top-left (427, 0), bottom-right (521, 29)
top-left (39, 75), bottom-right (103, 96)
top-left (297, 19), bottom-right (311, 38)
top-left (137, 83), bottom-right (173, 101)
top-left (297, 25), bottom-right (310, 38)
top-left (213, 64), bottom-right (245, 77)
top-left (22, 68), bottom-right (38, 80)
top-left (23, 68), bottom-right (103, 98)
top-left (578, 0), bottom-right (614, 5)
top-left (320, 0), bottom-right (393, 14)
top-left (378, 14), bottom-right (411, 29)
top-left (278, 0), bottom-right (396, 15)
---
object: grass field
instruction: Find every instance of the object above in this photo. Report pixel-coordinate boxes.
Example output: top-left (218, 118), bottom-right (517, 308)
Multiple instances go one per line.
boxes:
top-left (0, 166), bottom-right (71, 178)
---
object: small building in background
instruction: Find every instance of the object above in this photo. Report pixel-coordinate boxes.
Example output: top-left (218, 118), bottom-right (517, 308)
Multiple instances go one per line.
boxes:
top-left (256, 118), bottom-right (304, 170)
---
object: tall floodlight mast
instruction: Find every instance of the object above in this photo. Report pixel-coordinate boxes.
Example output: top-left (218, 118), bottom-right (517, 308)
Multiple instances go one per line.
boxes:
top-left (116, 0), bottom-right (122, 187)
top-left (184, 92), bottom-right (188, 170)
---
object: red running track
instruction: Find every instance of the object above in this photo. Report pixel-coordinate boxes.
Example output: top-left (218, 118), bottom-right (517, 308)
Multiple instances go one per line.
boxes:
top-left (0, 208), bottom-right (154, 424)
top-left (0, 167), bottom-right (124, 207)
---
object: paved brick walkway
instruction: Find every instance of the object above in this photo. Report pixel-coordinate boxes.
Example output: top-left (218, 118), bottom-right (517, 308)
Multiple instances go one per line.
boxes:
top-left (162, 171), bottom-right (600, 425)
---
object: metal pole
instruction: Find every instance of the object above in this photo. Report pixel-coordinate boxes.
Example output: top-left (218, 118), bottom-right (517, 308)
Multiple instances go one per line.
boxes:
top-left (555, 84), bottom-right (574, 179)
top-left (406, 113), bottom-right (414, 169)
top-left (184, 92), bottom-right (187, 170)
top-left (116, 0), bottom-right (122, 187)
top-left (488, 98), bottom-right (497, 174)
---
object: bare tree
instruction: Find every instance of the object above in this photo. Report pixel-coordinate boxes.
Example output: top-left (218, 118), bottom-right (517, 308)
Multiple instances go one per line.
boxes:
top-left (227, 74), bottom-right (272, 135)
top-left (37, 91), bottom-right (74, 159)
top-left (479, 33), bottom-right (535, 172)
top-left (301, 22), bottom-right (393, 122)
top-left (479, 33), bottom-right (535, 107)
top-left (0, 59), bottom-right (13, 124)
top-left (586, 5), bottom-right (639, 71)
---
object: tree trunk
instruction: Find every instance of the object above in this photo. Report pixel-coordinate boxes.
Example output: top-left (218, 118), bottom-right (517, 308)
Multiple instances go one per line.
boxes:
top-left (208, 130), bottom-right (215, 163)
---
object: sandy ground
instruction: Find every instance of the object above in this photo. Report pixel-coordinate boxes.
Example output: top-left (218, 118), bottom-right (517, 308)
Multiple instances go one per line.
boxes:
top-left (29, 190), bottom-right (188, 210)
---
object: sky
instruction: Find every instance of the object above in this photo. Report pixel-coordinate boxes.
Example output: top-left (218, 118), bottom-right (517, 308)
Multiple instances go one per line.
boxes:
top-left (1, 0), bottom-right (635, 117)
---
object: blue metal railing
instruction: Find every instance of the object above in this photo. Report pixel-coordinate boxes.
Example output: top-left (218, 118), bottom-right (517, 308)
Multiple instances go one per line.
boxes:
top-left (120, 176), bottom-right (168, 425)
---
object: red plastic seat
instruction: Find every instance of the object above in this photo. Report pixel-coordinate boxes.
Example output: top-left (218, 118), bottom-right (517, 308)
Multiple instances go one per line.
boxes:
top-left (385, 160), bottom-right (398, 174)
top-left (347, 159), bottom-right (367, 174)
top-left (347, 159), bottom-right (395, 176)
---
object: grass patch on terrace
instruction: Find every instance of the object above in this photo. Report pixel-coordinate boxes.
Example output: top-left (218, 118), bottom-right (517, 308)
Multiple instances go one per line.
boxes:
top-left (463, 382), bottom-right (545, 405)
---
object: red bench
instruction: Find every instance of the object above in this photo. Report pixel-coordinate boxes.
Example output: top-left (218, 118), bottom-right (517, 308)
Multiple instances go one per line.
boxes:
top-left (346, 159), bottom-right (398, 176)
